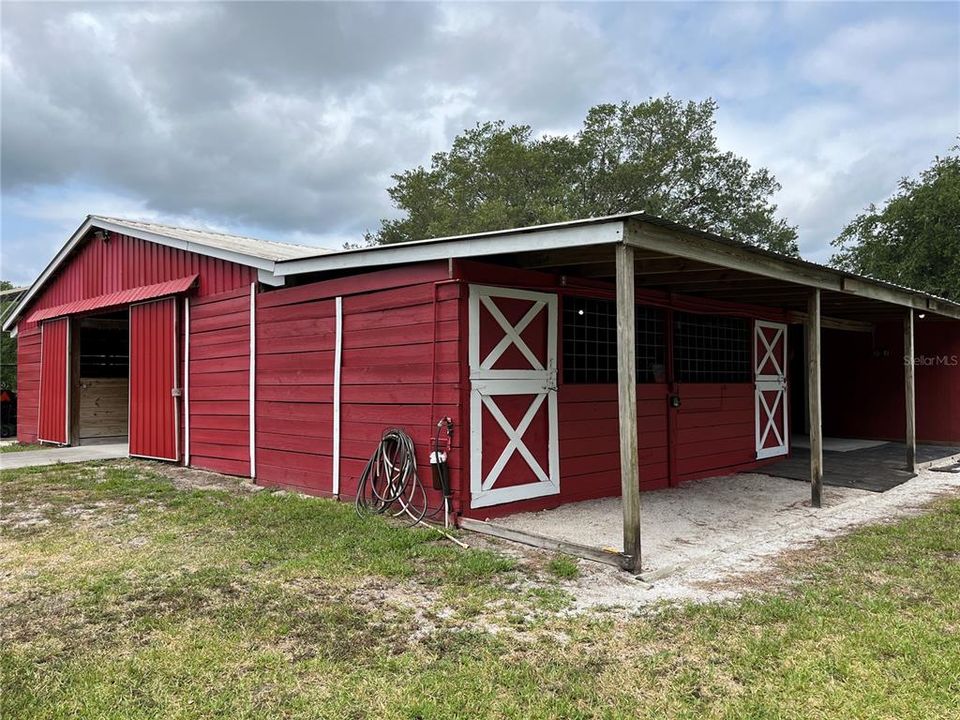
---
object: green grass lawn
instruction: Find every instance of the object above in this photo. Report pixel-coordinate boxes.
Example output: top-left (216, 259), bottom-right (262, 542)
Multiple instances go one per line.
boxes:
top-left (2, 461), bottom-right (959, 719)
top-left (0, 442), bottom-right (51, 453)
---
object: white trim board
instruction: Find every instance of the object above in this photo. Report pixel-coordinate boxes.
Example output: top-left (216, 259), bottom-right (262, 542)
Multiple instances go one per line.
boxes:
top-left (184, 298), bottom-right (191, 466)
top-left (331, 296), bottom-right (343, 496)
top-left (249, 283), bottom-right (257, 478)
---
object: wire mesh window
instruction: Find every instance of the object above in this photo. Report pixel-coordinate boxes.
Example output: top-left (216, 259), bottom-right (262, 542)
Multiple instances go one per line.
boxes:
top-left (673, 312), bottom-right (751, 383)
top-left (562, 297), bottom-right (666, 384)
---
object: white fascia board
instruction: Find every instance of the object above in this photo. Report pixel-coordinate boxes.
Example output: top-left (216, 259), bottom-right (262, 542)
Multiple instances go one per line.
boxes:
top-left (2, 217), bottom-right (93, 332)
top-left (274, 221), bottom-right (626, 277)
top-left (2, 217), bottom-right (283, 331)
top-left (257, 268), bottom-right (285, 286)
top-left (91, 218), bottom-right (278, 272)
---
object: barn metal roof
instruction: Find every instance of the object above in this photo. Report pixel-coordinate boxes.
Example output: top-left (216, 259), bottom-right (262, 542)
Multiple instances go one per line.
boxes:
top-left (270, 211), bottom-right (960, 321)
top-left (5, 211), bottom-right (959, 331)
top-left (89, 216), bottom-right (323, 262)
top-left (26, 275), bottom-right (199, 324)
top-left (3, 215), bottom-right (327, 331)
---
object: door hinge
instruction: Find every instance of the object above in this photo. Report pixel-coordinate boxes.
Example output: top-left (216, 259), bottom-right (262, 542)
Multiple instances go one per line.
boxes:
top-left (171, 387), bottom-right (183, 397)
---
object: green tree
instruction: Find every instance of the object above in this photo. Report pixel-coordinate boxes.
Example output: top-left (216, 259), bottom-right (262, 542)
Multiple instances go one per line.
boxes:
top-left (1, 280), bottom-right (19, 391)
top-left (831, 149), bottom-right (960, 301)
top-left (375, 97), bottom-right (799, 255)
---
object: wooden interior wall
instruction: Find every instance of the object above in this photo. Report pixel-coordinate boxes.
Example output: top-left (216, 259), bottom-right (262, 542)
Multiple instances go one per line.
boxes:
top-left (823, 320), bottom-right (960, 444)
top-left (78, 378), bottom-right (129, 438)
top-left (253, 262), bottom-right (460, 517)
top-left (187, 286), bottom-right (252, 475)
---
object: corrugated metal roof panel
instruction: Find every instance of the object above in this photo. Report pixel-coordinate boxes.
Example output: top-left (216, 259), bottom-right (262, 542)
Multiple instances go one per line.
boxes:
top-left (89, 216), bottom-right (326, 262)
top-left (27, 274), bottom-right (198, 323)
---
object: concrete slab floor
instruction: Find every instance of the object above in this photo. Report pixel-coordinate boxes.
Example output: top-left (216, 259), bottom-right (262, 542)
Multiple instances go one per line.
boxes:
top-left (492, 473), bottom-right (870, 574)
top-left (0, 443), bottom-right (128, 470)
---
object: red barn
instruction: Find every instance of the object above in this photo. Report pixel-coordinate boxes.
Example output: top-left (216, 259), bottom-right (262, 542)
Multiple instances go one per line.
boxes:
top-left (6, 213), bottom-right (959, 569)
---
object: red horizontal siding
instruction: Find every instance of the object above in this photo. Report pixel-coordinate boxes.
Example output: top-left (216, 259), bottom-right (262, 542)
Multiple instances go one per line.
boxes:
top-left (188, 286), bottom-right (251, 476)
top-left (253, 270), bottom-right (463, 514)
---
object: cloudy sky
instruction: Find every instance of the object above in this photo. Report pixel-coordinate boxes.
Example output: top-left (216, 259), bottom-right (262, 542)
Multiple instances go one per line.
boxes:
top-left (2, 1), bottom-right (958, 286)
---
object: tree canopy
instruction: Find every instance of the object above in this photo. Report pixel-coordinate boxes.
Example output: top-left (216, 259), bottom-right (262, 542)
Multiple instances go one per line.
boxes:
top-left (1, 280), bottom-right (18, 391)
top-left (831, 148), bottom-right (960, 301)
top-left (373, 97), bottom-right (799, 255)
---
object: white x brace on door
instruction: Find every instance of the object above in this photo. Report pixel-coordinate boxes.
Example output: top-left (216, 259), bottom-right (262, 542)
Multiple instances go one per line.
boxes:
top-left (469, 285), bottom-right (559, 509)
top-left (755, 320), bottom-right (789, 459)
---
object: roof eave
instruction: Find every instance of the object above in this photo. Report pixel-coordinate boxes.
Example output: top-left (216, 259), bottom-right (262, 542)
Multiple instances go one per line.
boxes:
top-left (625, 219), bottom-right (960, 320)
top-left (274, 218), bottom-right (629, 276)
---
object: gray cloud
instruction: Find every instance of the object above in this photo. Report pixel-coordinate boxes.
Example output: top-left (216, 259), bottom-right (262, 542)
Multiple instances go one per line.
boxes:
top-left (1, 1), bottom-right (958, 284)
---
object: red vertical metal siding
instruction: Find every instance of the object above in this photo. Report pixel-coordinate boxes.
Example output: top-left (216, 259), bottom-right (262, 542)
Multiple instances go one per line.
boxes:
top-left (129, 298), bottom-right (178, 460)
top-left (16, 230), bottom-right (256, 447)
top-left (37, 318), bottom-right (69, 444)
top-left (16, 326), bottom-right (42, 443)
top-left (26, 232), bottom-right (256, 325)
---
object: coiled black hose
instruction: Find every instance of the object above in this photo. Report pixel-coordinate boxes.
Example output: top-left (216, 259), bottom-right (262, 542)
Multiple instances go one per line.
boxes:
top-left (355, 428), bottom-right (433, 526)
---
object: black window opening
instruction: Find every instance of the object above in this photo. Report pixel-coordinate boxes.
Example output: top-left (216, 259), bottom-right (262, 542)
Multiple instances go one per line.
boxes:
top-left (562, 297), bottom-right (666, 384)
top-left (79, 319), bottom-right (129, 379)
top-left (673, 312), bottom-right (751, 383)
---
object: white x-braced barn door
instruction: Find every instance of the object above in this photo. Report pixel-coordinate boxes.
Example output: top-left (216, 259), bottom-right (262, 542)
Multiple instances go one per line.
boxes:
top-left (469, 285), bottom-right (559, 509)
top-left (755, 320), bottom-right (789, 459)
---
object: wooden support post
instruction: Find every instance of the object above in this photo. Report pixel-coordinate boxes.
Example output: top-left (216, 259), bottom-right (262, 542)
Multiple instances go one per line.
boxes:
top-left (807, 289), bottom-right (823, 508)
top-left (616, 244), bottom-right (642, 572)
top-left (904, 310), bottom-right (916, 472)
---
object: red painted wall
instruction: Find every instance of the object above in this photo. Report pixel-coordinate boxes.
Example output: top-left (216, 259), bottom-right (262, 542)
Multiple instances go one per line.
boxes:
top-left (453, 260), bottom-right (782, 519)
top-left (823, 320), bottom-right (960, 443)
top-left (187, 286), bottom-right (253, 476)
top-left (17, 230), bottom-right (255, 447)
top-left (254, 262), bottom-right (462, 519)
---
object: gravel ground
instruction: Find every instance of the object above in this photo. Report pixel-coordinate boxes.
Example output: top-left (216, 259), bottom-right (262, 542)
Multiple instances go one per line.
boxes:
top-left (492, 457), bottom-right (960, 609)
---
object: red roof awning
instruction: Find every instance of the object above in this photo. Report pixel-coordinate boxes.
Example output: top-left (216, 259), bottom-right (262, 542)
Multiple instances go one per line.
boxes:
top-left (28, 274), bottom-right (198, 323)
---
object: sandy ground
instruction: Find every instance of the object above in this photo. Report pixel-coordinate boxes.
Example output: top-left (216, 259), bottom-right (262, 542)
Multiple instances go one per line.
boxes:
top-left (520, 458), bottom-right (960, 610)
top-left (495, 473), bottom-right (870, 574)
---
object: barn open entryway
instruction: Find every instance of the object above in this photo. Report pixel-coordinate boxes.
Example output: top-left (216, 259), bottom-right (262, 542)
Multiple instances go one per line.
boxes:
top-left (72, 310), bottom-right (129, 445)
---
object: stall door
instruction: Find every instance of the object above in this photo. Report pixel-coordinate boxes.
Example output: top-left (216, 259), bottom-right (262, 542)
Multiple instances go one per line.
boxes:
top-left (469, 285), bottom-right (559, 509)
top-left (38, 318), bottom-right (70, 444)
top-left (129, 298), bottom-right (179, 460)
top-left (755, 320), bottom-right (789, 459)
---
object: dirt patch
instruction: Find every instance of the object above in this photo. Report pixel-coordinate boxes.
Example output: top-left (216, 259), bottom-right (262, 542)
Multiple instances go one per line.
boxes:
top-left (119, 460), bottom-right (262, 494)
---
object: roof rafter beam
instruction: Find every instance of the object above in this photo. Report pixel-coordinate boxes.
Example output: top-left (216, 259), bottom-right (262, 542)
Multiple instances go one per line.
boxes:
top-left (624, 220), bottom-right (960, 320)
